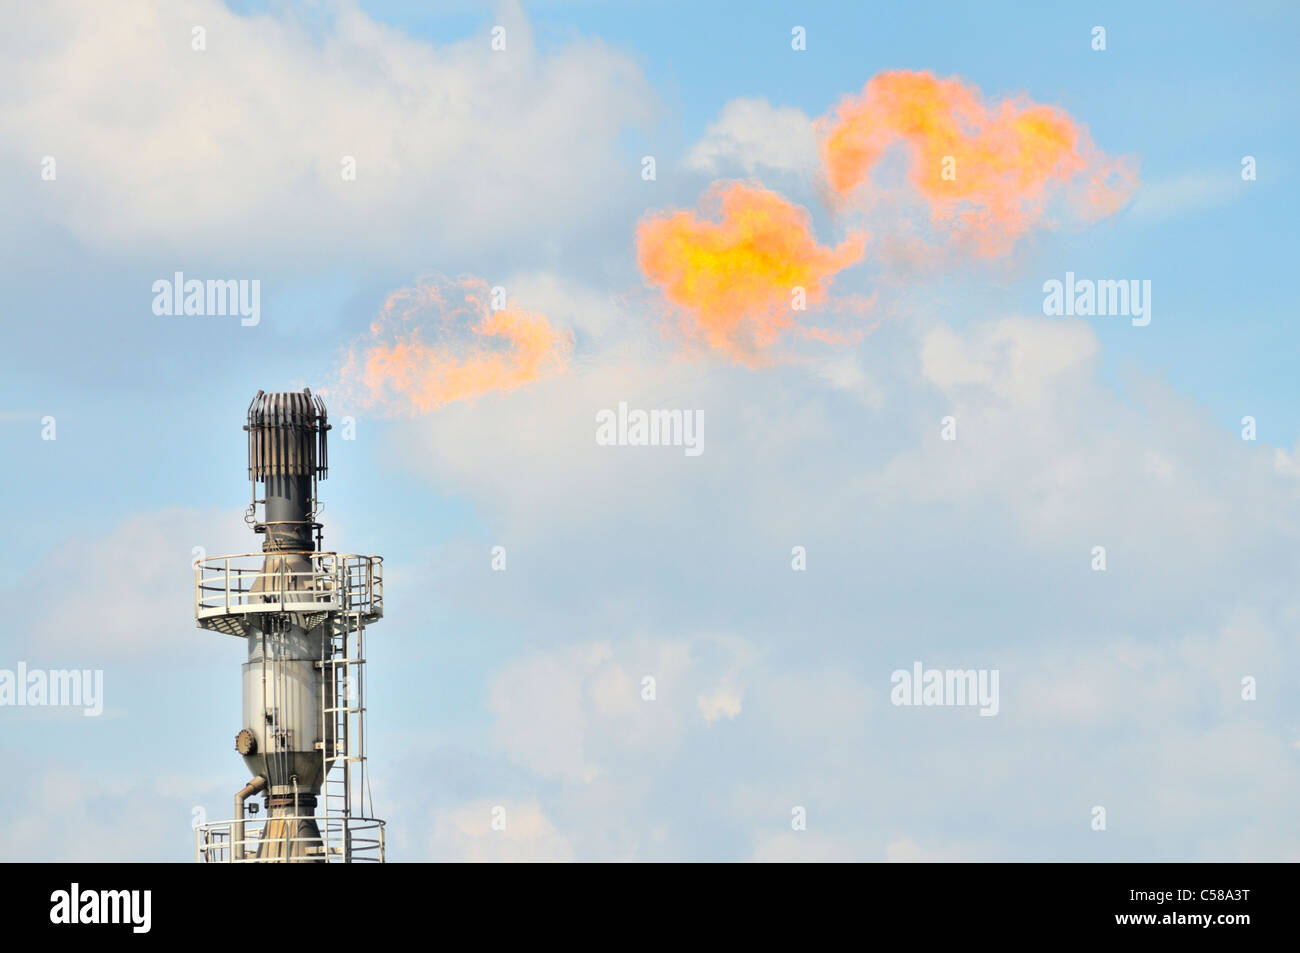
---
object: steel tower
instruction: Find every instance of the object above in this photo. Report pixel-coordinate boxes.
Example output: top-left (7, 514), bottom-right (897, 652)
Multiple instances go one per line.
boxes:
top-left (193, 389), bottom-right (385, 862)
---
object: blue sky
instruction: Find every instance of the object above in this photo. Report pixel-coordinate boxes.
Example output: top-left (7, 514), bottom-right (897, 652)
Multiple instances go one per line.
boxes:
top-left (1, 0), bottom-right (1298, 861)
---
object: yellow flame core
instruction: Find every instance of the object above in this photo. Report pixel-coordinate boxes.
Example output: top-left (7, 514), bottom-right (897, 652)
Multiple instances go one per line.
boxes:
top-left (818, 70), bottom-right (1137, 254)
top-left (339, 276), bottom-right (572, 414)
top-left (636, 182), bottom-right (865, 364)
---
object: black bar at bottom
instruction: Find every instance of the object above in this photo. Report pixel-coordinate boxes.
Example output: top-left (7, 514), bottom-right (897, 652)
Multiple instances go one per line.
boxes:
top-left (5, 861), bottom-right (1278, 939)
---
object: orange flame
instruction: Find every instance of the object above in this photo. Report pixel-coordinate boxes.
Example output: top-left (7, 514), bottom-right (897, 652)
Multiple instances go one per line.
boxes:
top-left (636, 182), bottom-right (866, 364)
top-left (817, 70), bottom-right (1137, 255)
top-left (339, 276), bottom-right (572, 413)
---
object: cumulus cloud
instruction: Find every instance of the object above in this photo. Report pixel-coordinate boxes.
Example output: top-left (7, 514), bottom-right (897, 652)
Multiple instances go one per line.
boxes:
top-left (684, 98), bottom-right (819, 177)
top-left (0, 748), bottom-right (226, 861)
top-left (10, 507), bottom-right (249, 663)
top-left (0, 0), bottom-right (655, 269)
top-left (752, 832), bottom-right (855, 862)
top-left (883, 837), bottom-right (977, 862)
top-left (486, 636), bottom-right (741, 784)
top-left (382, 304), bottom-right (1300, 860)
top-left (430, 800), bottom-right (575, 862)
top-left (697, 684), bottom-right (743, 723)
top-left (920, 315), bottom-right (1097, 405)
top-left (867, 315), bottom-right (1300, 584)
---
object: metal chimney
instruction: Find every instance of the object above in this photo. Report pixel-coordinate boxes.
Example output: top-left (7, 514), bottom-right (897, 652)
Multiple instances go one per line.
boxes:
top-left (193, 388), bottom-right (386, 863)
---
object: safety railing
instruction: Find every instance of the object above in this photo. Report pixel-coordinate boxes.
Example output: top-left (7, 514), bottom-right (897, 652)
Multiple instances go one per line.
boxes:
top-left (195, 815), bottom-right (385, 863)
top-left (194, 552), bottom-right (383, 629)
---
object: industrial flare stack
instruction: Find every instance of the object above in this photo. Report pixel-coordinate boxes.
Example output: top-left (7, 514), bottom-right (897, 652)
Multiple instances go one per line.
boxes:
top-left (193, 389), bottom-right (386, 862)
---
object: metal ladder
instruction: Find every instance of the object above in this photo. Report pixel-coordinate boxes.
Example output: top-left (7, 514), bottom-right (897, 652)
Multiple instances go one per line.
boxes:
top-left (318, 559), bottom-right (370, 862)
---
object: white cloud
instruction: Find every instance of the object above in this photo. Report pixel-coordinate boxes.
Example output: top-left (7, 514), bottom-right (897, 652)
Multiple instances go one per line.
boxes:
top-left (382, 304), bottom-right (1300, 860)
top-left (486, 636), bottom-right (735, 784)
top-left (0, 0), bottom-right (655, 269)
top-left (1272, 438), bottom-right (1300, 477)
top-left (868, 314), bottom-right (1299, 571)
top-left (684, 97), bottom-right (819, 176)
top-left (0, 749), bottom-right (226, 861)
top-left (697, 684), bottom-right (743, 723)
top-left (381, 349), bottom-right (724, 536)
top-left (500, 270), bottom-right (645, 344)
top-left (430, 799), bottom-right (575, 862)
top-left (883, 837), bottom-right (977, 862)
top-left (751, 832), bottom-right (854, 862)
top-left (12, 506), bottom-right (250, 662)
top-left (1016, 608), bottom-right (1281, 727)
top-left (920, 315), bottom-right (1097, 405)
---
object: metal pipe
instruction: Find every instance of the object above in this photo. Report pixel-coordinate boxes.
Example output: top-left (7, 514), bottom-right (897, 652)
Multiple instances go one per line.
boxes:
top-left (233, 775), bottom-right (267, 862)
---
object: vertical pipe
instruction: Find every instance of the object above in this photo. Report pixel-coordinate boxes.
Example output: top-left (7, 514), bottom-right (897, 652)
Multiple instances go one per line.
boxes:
top-left (233, 775), bottom-right (267, 862)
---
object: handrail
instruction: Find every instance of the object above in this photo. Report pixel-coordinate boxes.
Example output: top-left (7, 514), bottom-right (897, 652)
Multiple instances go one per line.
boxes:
top-left (194, 815), bottom-right (386, 863)
top-left (194, 552), bottom-right (384, 623)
